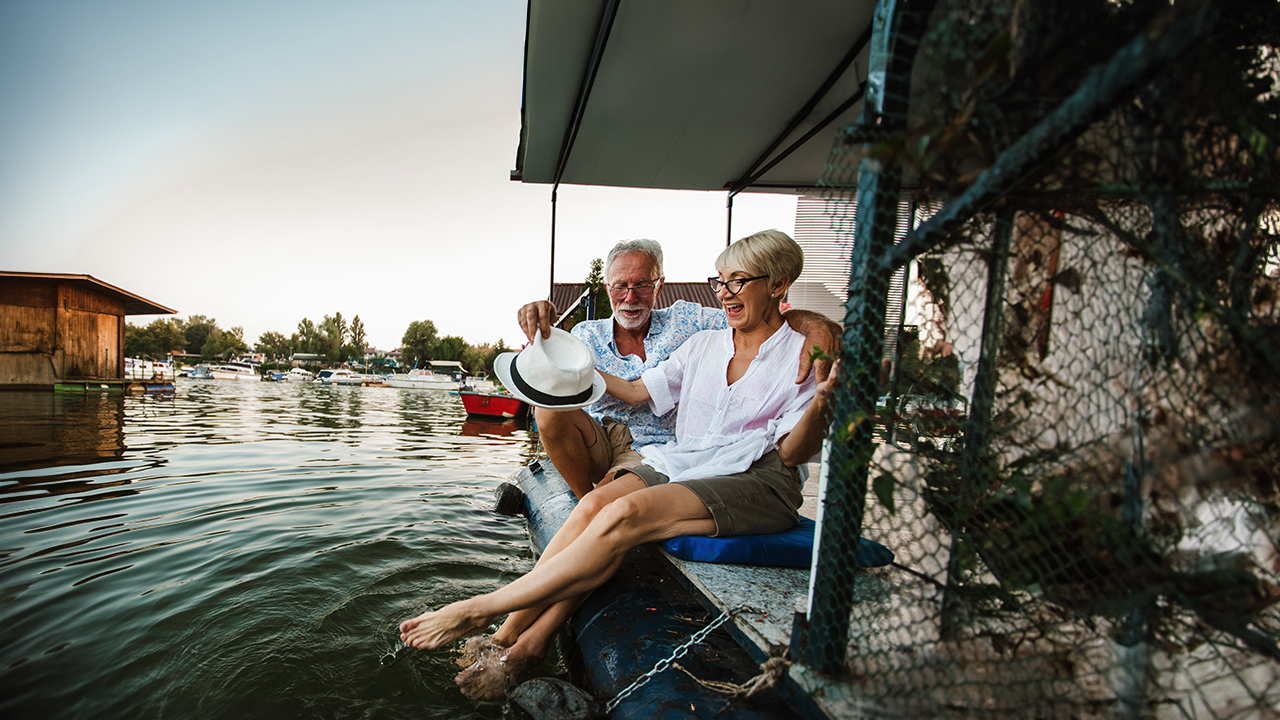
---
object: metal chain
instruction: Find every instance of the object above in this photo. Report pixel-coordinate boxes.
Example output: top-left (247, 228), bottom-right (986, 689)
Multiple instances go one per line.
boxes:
top-left (605, 605), bottom-right (750, 713)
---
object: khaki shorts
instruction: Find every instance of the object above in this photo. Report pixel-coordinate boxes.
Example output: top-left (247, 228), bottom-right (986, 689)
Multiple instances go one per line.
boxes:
top-left (587, 417), bottom-right (644, 484)
top-left (618, 451), bottom-right (802, 537)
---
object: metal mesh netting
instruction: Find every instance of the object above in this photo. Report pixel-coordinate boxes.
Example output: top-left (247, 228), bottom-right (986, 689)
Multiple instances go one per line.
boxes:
top-left (806, 0), bottom-right (1279, 716)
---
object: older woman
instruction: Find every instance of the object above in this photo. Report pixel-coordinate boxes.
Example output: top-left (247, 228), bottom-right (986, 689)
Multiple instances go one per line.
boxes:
top-left (400, 230), bottom-right (837, 693)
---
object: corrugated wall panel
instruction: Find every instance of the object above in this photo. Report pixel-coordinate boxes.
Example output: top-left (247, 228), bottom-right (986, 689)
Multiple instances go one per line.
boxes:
top-left (791, 191), bottom-right (926, 373)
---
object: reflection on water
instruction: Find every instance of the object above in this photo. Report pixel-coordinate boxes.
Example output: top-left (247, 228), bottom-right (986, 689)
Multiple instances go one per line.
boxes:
top-left (0, 382), bottom-right (540, 720)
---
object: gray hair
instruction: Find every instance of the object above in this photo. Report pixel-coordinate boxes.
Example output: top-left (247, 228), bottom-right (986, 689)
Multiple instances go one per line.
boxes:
top-left (604, 239), bottom-right (664, 282)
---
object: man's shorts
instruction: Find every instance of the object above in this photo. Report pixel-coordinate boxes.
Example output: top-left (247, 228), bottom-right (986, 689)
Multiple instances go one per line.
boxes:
top-left (617, 451), bottom-right (802, 537)
top-left (587, 417), bottom-right (644, 483)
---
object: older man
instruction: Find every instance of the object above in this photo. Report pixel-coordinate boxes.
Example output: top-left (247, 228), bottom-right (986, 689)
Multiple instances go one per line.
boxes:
top-left (518, 238), bottom-right (838, 499)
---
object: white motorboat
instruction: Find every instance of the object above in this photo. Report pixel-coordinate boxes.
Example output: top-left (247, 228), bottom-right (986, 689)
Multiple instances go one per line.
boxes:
top-left (124, 358), bottom-right (176, 382)
top-left (386, 368), bottom-right (459, 390)
top-left (208, 361), bottom-right (261, 381)
top-left (316, 369), bottom-right (364, 386)
top-left (461, 375), bottom-right (499, 393)
top-left (183, 364), bottom-right (214, 379)
top-left (284, 368), bottom-right (315, 382)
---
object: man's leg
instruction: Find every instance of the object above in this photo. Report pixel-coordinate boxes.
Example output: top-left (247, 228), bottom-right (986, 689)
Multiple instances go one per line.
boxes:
top-left (534, 407), bottom-right (602, 499)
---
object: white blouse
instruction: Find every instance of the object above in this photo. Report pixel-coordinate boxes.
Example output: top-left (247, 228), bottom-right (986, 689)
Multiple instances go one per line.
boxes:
top-left (637, 321), bottom-right (817, 483)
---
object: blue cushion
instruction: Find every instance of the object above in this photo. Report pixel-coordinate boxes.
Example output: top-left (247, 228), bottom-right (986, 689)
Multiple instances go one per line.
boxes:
top-left (662, 518), bottom-right (894, 568)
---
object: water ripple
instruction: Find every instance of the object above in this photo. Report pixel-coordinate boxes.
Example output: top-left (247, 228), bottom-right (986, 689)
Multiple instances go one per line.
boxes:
top-left (0, 382), bottom-right (537, 719)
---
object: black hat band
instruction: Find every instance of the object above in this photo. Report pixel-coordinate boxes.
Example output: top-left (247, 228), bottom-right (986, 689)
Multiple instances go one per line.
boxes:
top-left (509, 357), bottom-right (594, 406)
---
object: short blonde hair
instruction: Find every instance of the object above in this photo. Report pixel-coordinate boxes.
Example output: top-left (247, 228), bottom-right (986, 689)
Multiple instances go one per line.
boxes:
top-left (714, 229), bottom-right (804, 290)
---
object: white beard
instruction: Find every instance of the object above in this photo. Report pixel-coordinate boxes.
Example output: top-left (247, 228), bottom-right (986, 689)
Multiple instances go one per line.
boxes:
top-left (613, 303), bottom-right (653, 330)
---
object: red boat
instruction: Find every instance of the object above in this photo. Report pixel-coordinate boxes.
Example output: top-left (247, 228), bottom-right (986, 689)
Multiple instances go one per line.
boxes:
top-left (459, 390), bottom-right (528, 419)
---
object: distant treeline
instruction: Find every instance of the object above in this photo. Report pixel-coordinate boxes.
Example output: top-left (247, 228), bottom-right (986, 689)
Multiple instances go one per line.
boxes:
top-left (124, 314), bottom-right (509, 375)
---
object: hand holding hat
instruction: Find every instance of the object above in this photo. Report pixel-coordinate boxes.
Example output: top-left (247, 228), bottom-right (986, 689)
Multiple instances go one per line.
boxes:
top-left (494, 328), bottom-right (606, 410)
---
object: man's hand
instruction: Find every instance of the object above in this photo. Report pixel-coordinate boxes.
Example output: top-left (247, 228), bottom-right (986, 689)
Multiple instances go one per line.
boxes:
top-left (784, 308), bottom-right (841, 384)
top-left (517, 300), bottom-right (558, 341)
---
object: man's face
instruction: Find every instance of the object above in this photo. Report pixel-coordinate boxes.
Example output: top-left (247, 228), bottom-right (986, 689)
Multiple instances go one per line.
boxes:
top-left (607, 252), bottom-right (661, 331)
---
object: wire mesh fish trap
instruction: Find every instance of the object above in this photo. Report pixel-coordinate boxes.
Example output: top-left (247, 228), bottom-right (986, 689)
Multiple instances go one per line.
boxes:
top-left (810, 0), bottom-right (1280, 716)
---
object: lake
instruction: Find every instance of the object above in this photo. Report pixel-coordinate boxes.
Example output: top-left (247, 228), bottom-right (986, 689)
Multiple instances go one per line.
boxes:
top-left (0, 380), bottom-right (542, 719)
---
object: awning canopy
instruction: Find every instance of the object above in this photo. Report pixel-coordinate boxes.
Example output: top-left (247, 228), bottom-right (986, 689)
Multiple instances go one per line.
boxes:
top-left (513, 0), bottom-right (876, 193)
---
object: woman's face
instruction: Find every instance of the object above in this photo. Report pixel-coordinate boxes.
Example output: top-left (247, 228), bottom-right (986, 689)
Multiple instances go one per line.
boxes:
top-left (714, 267), bottom-right (782, 332)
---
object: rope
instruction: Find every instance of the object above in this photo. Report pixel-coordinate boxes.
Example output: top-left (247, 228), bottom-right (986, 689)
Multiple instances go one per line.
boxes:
top-left (673, 656), bottom-right (791, 699)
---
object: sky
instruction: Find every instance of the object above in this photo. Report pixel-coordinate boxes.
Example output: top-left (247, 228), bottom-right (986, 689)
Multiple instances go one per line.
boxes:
top-left (0, 0), bottom-right (798, 351)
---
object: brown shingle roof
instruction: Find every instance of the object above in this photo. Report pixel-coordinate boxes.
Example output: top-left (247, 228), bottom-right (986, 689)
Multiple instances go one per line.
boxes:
top-left (0, 271), bottom-right (175, 315)
top-left (551, 282), bottom-right (720, 319)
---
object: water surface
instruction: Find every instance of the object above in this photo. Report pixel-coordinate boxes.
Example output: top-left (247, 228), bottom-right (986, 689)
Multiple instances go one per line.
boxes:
top-left (0, 380), bottom-right (540, 719)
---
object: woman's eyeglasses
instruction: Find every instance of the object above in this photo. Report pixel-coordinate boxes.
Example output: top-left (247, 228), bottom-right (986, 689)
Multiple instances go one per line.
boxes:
top-left (708, 275), bottom-right (768, 295)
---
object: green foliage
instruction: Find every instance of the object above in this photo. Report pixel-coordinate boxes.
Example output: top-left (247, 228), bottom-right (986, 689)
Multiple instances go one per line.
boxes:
top-left (182, 315), bottom-right (218, 356)
top-left (572, 258), bottom-right (613, 325)
top-left (318, 312), bottom-right (348, 362)
top-left (124, 318), bottom-right (186, 359)
top-left (809, 344), bottom-right (836, 364)
top-left (349, 316), bottom-right (367, 358)
top-left (293, 318), bottom-right (321, 355)
top-left (873, 472), bottom-right (898, 515)
top-left (254, 331), bottom-right (290, 359)
top-left (200, 326), bottom-right (247, 360)
top-left (434, 336), bottom-right (468, 363)
top-left (401, 320), bottom-right (438, 367)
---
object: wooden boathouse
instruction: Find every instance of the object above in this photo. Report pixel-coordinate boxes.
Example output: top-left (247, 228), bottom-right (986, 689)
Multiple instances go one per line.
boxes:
top-left (0, 271), bottom-right (175, 391)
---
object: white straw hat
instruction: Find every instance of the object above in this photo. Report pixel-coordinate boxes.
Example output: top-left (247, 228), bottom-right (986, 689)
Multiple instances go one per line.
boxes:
top-left (494, 328), bottom-right (606, 410)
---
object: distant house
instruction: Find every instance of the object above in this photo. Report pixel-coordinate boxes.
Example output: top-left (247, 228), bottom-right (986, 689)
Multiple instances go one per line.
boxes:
top-left (0, 272), bottom-right (175, 390)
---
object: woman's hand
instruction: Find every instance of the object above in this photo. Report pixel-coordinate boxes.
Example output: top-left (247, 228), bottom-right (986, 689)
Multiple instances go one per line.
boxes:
top-left (814, 359), bottom-right (842, 406)
top-left (778, 360), bottom-right (841, 466)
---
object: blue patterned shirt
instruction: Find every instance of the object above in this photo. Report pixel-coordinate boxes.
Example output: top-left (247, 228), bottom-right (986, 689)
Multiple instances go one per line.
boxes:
top-left (571, 300), bottom-right (727, 447)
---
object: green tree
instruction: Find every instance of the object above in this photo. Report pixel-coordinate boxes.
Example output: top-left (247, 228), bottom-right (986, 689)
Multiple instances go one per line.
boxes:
top-left (125, 318), bottom-right (186, 359)
top-left (294, 318), bottom-right (320, 354)
top-left (318, 312), bottom-right (348, 362)
top-left (153, 319), bottom-right (187, 355)
top-left (572, 258), bottom-right (613, 325)
top-left (462, 339), bottom-right (510, 375)
top-left (124, 322), bottom-right (159, 359)
top-left (435, 335), bottom-right (468, 363)
top-left (183, 315), bottom-right (218, 356)
top-left (255, 331), bottom-right (290, 359)
top-left (200, 326), bottom-right (247, 360)
top-left (400, 320), bottom-right (438, 368)
top-left (349, 316), bottom-right (367, 358)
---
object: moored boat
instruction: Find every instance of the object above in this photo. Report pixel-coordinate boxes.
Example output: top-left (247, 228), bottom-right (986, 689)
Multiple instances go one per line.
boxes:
top-left (208, 361), bottom-right (260, 380)
top-left (459, 390), bottom-right (527, 418)
top-left (183, 364), bottom-right (214, 379)
top-left (315, 369), bottom-right (364, 386)
top-left (124, 357), bottom-right (176, 382)
top-left (385, 367), bottom-right (458, 390)
top-left (284, 368), bottom-right (315, 382)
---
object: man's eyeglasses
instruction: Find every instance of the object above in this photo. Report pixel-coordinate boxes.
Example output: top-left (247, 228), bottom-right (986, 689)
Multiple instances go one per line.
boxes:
top-left (708, 275), bottom-right (769, 295)
top-left (607, 279), bottom-right (661, 298)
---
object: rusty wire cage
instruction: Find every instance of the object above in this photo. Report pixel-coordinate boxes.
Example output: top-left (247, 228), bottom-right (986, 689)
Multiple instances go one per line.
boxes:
top-left (804, 0), bottom-right (1280, 716)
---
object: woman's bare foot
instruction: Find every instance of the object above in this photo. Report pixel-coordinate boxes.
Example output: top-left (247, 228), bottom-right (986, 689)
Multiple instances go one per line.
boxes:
top-left (399, 600), bottom-right (492, 650)
top-left (454, 638), bottom-right (545, 700)
top-left (454, 635), bottom-right (510, 668)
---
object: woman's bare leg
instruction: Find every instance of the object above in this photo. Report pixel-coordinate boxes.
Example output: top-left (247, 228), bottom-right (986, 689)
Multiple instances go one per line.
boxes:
top-left (483, 473), bottom-right (648, 645)
top-left (400, 482), bottom-right (715, 649)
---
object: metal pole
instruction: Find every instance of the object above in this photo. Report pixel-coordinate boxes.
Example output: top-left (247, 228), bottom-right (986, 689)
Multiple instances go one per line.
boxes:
top-left (549, 188), bottom-right (557, 301)
top-left (726, 194), bottom-right (734, 247)
top-left (939, 207), bottom-right (1014, 640)
top-left (804, 0), bottom-right (936, 675)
